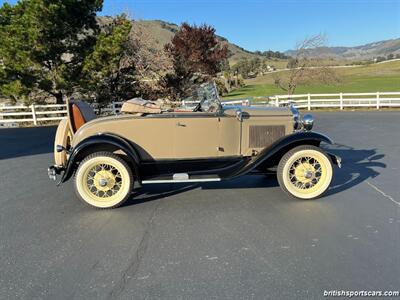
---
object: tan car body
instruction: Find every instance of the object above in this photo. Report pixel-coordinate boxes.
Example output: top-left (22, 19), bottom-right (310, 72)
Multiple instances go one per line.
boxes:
top-left (49, 97), bottom-right (342, 208)
top-left (60, 107), bottom-right (293, 164)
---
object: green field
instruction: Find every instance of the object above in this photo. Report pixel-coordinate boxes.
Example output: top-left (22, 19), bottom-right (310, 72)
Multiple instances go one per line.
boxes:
top-left (223, 61), bottom-right (400, 99)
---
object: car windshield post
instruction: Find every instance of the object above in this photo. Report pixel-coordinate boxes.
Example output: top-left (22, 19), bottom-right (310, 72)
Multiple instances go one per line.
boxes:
top-left (181, 82), bottom-right (222, 112)
top-left (197, 82), bottom-right (222, 112)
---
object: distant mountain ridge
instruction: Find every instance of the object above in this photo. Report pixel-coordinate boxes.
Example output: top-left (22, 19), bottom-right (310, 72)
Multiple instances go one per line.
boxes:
top-left (284, 38), bottom-right (400, 60)
top-left (99, 17), bottom-right (400, 62)
top-left (134, 19), bottom-right (267, 64)
top-left (98, 17), bottom-right (269, 65)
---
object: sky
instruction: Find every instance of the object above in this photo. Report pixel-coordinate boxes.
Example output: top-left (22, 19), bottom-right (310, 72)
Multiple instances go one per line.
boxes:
top-left (1, 0), bottom-right (399, 51)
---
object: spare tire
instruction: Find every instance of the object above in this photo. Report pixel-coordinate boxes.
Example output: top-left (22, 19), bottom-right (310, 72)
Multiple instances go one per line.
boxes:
top-left (54, 119), bottom-right (72, 166)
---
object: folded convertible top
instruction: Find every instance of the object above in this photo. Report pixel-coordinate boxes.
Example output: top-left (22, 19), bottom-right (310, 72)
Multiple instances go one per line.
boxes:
top-left (121, 98), bottom-right (162, 115)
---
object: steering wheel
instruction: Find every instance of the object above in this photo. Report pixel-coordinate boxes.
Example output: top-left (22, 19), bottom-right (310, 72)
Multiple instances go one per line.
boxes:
top-left (207, 103), bottom-right (220, 113)
top-left (193, 102), bottom-right (202, 112)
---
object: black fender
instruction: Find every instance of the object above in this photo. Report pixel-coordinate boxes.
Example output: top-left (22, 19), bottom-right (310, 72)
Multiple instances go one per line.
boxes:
top-left (59, 133), bottom-right (140, 184)
top-left (224, 131), bottom-right (334, 179)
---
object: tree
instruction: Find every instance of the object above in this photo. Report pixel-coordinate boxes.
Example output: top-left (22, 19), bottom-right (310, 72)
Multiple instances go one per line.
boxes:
top-left (261, 50), bottom-right (287, 59)
top-left (0, 0), bottom-right (102, 104)
top-left (81, 15), bottom-right (135, 107)
top-left (272, 35), bottom-right (340, 95)
top-left (162, 23), bottom-right (228, 99)
top-left (127, 20), bottom-right (172, 100)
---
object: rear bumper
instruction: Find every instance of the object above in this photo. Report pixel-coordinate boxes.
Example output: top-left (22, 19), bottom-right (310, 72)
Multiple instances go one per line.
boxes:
top-left (48, 165), bottom-right (65, 181)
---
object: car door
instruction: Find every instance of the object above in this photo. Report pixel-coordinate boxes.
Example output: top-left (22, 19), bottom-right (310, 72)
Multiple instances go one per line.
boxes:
top-left (218, 114), bottom-right (241, 157)
top-left (173, 113), bottom-right (219, 158)
top-left (119, 116), bottom-right (176, 160)
top-left (71, 115), bottom-right (176, 161)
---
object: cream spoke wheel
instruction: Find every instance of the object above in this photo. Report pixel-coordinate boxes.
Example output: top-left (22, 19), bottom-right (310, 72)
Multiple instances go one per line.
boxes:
top-left (277, 145), bottom-right (333, 200)
top-left (74, 152), bottom-right (133, 209)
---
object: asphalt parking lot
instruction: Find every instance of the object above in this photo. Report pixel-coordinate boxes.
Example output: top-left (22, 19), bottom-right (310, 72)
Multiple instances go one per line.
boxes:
top-left (0, 111), bottom-right (399, 299)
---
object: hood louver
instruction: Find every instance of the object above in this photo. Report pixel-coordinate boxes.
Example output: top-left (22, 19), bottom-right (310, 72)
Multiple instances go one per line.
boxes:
top-left (249, 125), bottom-right (285, 148)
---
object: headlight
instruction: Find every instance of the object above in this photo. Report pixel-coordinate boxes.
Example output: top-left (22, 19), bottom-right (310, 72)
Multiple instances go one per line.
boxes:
top-left (302, 114), bottom-right (314, 131)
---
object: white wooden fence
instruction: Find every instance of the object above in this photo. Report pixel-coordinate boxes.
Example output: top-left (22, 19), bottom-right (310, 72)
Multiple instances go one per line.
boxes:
top-left (0, 103), bottom-right (121, 126)
top-left (1, 92), bottom-right (399, 126)
top-left (268, 91), bottom-right (400, 110)
top-left (0, 104), bottom-right (67, 126)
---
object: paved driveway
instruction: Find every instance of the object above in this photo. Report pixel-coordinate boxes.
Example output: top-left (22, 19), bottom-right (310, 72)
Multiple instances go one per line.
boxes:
top-left (0, 111), bottom-right (399, 299)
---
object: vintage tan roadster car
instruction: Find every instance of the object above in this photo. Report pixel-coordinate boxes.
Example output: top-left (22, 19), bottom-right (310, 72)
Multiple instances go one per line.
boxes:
top-left (48, 83), bottom-right (341, 208)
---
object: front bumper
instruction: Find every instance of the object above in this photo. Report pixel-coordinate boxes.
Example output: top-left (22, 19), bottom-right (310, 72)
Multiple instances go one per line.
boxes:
top-left (48, 165), bottom-right (65, 181)
top-left (327, 153), bottom-right (342, 168)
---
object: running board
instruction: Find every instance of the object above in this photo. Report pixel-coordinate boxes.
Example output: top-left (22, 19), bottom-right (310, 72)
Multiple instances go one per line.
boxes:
top-left (142, 173), bottom-right (221, 184)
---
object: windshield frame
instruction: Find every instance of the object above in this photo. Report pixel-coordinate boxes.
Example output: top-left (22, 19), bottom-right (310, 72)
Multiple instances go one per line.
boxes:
top-left (182, 81), bottom-right (222, 113)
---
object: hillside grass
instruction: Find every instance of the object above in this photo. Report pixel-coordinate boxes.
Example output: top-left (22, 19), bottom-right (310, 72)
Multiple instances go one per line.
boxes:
top-left (223, 61), bottom-right (400, 99)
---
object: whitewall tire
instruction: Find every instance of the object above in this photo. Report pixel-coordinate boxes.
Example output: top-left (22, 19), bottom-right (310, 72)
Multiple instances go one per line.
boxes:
top-left (74, 152), bottom-right (133, 209)
top-left (277, 145), bottom-right (333, 199)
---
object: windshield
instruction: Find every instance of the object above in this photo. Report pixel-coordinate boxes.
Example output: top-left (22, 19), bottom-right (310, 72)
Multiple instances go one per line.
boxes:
top-left (182, 82), bottom-right (221, 112)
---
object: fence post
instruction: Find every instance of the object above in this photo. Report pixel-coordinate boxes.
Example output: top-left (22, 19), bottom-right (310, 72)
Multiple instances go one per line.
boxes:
top-left (307, 93), bottom-right (311, 111)
top-left (376, 91), bottom-right (380, 110)
top-left (275, 96), bottom-right (279, 107)
top-left (112, 102), bottom-right (116, 114)
top-left (339, 93), bottom-right (343, 110)
top-left (31, 104), bottom-right (37, 126)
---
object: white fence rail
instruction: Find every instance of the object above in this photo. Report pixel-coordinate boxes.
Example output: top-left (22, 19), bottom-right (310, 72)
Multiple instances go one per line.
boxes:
top-left (1, 92), bottom-right (399, 126)
top-left (268, 92), bottom-right (400, 110)
top-left (0, 104), bottom-right (68, 126)
top-left (0, 103), bottom-right (124, 126)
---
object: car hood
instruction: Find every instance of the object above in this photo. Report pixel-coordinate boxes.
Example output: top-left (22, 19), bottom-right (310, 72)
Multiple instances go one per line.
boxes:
top-left (223, 105), bottom-right (292, 117)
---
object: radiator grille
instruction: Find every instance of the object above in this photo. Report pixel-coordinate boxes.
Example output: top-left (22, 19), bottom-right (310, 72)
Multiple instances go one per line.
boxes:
top-left (249, 125), bottom-right (285, 148)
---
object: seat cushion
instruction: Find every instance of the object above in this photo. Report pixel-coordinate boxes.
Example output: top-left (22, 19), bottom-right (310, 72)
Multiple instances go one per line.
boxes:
top-left (75, 101), bottom-right (96, 122)
top-left (71, 101), bottom-right (96, 131)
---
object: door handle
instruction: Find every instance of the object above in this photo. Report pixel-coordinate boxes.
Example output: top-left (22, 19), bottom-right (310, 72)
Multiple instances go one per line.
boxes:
top-left (176, 122), bottom-right (186, 127)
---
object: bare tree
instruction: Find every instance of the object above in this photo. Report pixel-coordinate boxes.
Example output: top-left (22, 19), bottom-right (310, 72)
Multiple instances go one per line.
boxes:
top-left (126, 21), bottom-right (173, 99)
top-left (128, 22), bottom-right (172, 79)
top-left (273, 34), bottom-right (340, 95)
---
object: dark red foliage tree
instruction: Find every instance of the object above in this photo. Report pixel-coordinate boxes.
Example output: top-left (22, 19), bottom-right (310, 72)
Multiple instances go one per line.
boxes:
top-left (162, 23), bottom-right (228, 99)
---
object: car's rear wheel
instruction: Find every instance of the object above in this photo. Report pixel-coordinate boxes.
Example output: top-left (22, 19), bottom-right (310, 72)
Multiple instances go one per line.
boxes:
top-left (277, 145), bottom-right (333, 199)
top-left (74, 152), bottom-right (133, 209)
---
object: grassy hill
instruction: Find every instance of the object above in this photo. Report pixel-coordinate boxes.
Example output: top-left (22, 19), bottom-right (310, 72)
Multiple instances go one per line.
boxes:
top-left (223, 60), bottom-right (400, 99)
top-left (133, 19), bottom-right (267, 66)
top-left (100, 18), bottom-right (399, 69)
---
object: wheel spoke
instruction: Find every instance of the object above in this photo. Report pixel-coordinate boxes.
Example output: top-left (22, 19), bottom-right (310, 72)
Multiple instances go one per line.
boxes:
top-left (288, 154), bottom-right (326, 191)
top-left (84, 162), bottom-right (125, 199)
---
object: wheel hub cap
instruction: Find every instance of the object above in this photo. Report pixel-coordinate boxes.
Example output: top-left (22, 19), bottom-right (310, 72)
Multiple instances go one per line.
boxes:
top-left (304, 170), bottom-right (314, 179)
top-left (85, 163), bottom-right (123, 198)
top-left (93, 170), bottom-right (116, 191)
top-left (289, 157), bottom-right (322, 189)
top-left (98, 178), bottom-right (108, 187)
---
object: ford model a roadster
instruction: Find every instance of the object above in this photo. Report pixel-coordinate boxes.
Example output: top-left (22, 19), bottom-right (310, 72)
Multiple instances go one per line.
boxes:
top-left (48, 83), bottom-right (341, 209)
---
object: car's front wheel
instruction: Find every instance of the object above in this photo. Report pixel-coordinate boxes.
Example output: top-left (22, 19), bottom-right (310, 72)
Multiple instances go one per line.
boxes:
top-left (277, 145), bottom-right (333, 199)
top-left (74, 152), bottom-right (133, 209)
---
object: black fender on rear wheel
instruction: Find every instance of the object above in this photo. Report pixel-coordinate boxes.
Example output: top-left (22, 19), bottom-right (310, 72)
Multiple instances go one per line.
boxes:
top-left (60, 133), bottom-right (140, 184)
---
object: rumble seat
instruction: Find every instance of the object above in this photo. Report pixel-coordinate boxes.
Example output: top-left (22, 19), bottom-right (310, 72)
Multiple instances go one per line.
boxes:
top-left (70, 101), bottom-right (96, 132)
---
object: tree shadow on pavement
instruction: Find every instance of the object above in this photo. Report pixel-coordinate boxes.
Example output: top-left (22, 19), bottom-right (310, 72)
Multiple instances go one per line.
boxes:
top-left (0, 126), bottom-right (57, 160)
